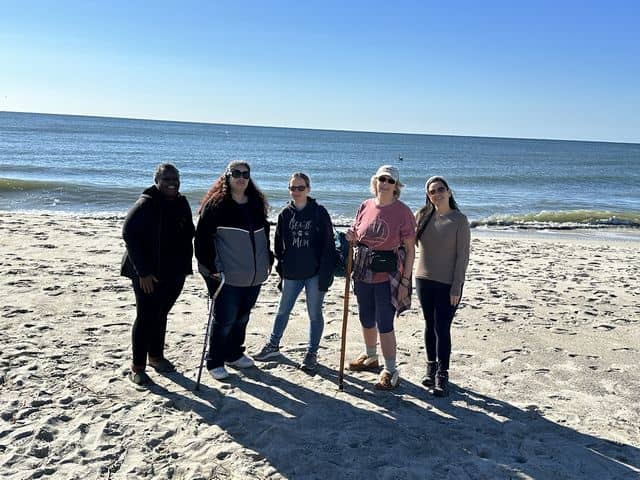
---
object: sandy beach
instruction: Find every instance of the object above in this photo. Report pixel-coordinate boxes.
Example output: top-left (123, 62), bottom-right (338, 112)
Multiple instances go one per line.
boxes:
top-left (1, 211), bottom-right (639, 480)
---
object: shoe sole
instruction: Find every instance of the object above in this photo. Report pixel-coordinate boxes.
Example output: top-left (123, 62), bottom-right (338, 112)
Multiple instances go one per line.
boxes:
top-left (225, 362), bottom-right (254, 369)
top-left (209, 370), bottom-right (230, 380)
top-left (349, 363), bottom-right (379, 372)
top-left (375, 380), bottom-right (399, 390)
top-left (130, 373), bottom-right (150, 385)
top-left (421, 378), bottom-right (435, 388)
top-left (254, 352), bottom-right (280, 362)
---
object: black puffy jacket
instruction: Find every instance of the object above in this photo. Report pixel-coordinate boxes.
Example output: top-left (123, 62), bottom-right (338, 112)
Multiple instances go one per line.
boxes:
top-left (121, 185), bottom-right (194, 281)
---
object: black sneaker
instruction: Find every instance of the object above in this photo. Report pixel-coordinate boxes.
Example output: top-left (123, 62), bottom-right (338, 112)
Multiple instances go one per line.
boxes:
top-left (148, 357), bottom-right (176, 373)
top-left (300, 351), bottom-right (318, 373)
top-left (421, 361), bottom-right (437, 388)
top-left (254, 343), bottom-right (280, 361)
top-left (129, 369), bottom-right (150, 385)
top-left (433, 370), bottom-right (449, 397)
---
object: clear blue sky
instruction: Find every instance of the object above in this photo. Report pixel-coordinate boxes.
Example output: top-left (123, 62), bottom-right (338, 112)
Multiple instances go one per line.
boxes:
top-left (1, 0), bottom-right (638, 142)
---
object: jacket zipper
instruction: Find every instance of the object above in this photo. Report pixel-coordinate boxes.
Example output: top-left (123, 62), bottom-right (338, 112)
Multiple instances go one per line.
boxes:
top-left (249, 227), bottom-right (257, 285)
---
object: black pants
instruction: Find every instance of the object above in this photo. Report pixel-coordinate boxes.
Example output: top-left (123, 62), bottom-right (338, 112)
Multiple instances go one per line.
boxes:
top-left (131, 276), bottom-right (185, 367)
top-left (415, 278), bottom-right (460, 371)
top-left (207, 284), bottom-right (261, 369)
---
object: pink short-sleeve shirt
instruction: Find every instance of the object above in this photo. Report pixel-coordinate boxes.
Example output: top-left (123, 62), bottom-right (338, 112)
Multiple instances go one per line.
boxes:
top-left (350, 198), bottom-right (416, 282)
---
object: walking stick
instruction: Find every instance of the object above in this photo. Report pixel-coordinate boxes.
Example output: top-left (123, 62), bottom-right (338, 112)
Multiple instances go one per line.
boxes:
top-left (338, 243), bottom-right (354, 391)
top-left (195, 273), bottom-right (225, 391)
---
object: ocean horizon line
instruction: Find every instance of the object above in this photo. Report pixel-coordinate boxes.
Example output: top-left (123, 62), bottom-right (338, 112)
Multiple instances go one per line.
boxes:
top-left (2, 110), bottom-right (637, 146)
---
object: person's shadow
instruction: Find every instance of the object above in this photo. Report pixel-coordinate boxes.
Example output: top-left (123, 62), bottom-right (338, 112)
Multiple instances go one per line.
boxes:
top-left (150, 365), bottom-right (640, 479)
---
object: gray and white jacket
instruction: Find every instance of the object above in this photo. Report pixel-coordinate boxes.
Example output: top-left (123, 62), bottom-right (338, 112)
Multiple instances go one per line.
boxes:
top-left (195, 197), bottom-right (273, 287)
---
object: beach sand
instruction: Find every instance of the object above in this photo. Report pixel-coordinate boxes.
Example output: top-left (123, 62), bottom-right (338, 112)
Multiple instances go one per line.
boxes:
top-left (1, 212), bottom-right (639, 479)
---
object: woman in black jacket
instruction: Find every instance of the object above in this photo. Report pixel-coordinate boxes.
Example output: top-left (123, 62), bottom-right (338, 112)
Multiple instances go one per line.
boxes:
top-left (195, 160), bottom-right (273, 381)
top-left (121, 163), bottom-right (194, 385)
top-left (254, 172), bottom-right (336, 372)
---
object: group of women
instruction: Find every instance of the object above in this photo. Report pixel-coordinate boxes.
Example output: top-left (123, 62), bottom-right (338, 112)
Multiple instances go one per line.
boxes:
top-left (121, 161), bottom-right (470, 397)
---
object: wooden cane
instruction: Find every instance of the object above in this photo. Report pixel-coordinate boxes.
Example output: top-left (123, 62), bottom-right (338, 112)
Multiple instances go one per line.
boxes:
top-left (338, 243), bottom-right (354, 391)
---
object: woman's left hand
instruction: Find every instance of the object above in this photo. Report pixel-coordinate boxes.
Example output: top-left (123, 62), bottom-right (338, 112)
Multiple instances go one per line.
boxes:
top-left (398, 283), bottom-right (410, 299)
top-left (450, 294), bottom-right (460, 306)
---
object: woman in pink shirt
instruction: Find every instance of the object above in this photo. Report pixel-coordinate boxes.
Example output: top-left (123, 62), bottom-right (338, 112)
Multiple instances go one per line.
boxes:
top-left (346, 165), bottom-right (416, 390)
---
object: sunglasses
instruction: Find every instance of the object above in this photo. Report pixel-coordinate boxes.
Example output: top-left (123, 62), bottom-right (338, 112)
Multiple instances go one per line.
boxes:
top-left (230, 169), bottom-right (250, 179)
top-left (159, 175), bottom-right (179, 182)
top-left (428, 186), bottom-right (447, 195)
top-left (377, 176), bottom-right (396, 185)
top-left (289, 185), bottom-right (307, 192)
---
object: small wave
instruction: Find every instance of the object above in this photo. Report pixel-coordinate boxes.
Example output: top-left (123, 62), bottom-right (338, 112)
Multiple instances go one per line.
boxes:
top-left (472, 210), bottom-right (640, 229)
top-left (0, 177), bottom-right (70, 192)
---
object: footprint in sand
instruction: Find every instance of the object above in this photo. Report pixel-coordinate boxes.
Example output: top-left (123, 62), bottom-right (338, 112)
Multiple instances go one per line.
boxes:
top-left (2, 308), bottom-right (33, 318)
top-left (551, 327), bottom-right (577, 335)
top-left (594, 324), bottom-right (616, 331)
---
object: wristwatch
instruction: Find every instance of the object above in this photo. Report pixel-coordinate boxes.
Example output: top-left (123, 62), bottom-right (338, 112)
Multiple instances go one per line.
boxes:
top-left (400, 277), bottom-right (411, 286)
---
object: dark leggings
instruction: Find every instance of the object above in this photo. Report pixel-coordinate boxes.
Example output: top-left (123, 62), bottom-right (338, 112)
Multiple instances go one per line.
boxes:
top-left (415, 278), bottom-right (460, 371)
top-left (353, 280), bottom-right (396, 334)
top-left (131, 276), bottom-right (185, 367)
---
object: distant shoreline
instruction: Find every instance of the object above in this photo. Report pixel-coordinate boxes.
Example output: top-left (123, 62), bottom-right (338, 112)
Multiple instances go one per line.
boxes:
top-left (3, 210), bottom-right (639, 243)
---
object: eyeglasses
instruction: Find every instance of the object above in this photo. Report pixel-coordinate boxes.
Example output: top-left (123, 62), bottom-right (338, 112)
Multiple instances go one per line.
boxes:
top-left (428, 186), bottom-right (447, 195)
top-left (289, 185), bottom-right (307, 192)
top-left (230, 169), bottom-right (250, 179)
top-left (377, 176), bottom-right (396, 185)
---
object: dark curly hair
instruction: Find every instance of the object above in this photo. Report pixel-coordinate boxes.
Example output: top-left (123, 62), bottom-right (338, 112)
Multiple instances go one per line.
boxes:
top-left (198, 160), bottom-right (269, 216)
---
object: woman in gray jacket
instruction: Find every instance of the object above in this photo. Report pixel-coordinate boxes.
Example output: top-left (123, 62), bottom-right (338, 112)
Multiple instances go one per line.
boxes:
top-left (195, 160), bottom-right (273, 381)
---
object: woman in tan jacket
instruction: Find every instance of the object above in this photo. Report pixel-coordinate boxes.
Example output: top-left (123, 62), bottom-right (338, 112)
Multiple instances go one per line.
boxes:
top-left (415, 175), bottom-right (470, 397)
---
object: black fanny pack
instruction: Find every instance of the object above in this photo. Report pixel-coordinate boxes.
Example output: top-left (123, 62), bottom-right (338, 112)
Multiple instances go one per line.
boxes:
top-left (370, 250), bottom-right (397, 273)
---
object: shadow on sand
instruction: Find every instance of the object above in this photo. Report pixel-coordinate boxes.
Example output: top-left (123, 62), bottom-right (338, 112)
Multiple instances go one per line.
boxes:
top-left (148, 363), bottom-right (640, 479)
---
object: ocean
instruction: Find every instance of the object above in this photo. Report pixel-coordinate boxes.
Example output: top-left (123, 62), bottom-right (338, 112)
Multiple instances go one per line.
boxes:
top-left (1, 111), bottom-right (639, 232)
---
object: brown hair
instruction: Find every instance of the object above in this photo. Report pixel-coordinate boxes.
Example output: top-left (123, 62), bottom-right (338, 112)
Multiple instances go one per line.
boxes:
top-left (198, 160), bottom-right (268, 216)
top-left (289, 172), bottom-right (310, 188)
top-left (416, 176), bottom-right (460, 239)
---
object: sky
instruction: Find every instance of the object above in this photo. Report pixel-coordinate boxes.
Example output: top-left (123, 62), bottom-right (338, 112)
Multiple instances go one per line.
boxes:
top-left (1, 0), bottom-right (639, 143)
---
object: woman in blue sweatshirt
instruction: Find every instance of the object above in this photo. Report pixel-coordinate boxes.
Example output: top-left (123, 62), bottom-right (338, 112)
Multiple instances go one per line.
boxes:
top-left (254, 172), bottom-right (336, 372)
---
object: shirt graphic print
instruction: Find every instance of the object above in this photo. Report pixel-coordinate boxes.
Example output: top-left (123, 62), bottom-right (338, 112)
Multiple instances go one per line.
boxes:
top-left (363, 217), bottom-right (390, 249)
top-left (289, 216), bottom-right (313, 248)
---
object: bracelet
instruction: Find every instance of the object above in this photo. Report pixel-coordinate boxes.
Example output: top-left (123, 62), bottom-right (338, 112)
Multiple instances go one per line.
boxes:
top-left (400, 277), bottom-right (411, 286)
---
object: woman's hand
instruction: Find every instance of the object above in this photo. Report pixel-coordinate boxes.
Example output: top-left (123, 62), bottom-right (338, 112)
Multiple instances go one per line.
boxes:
top-left (139, 275), bottom-right (158, 294)
top-left (346, 229), bottom-right (357, 243)
top-left (398, 283), bottom-right (410, 299)
top-left (450, 294), bottom-right (460, 306)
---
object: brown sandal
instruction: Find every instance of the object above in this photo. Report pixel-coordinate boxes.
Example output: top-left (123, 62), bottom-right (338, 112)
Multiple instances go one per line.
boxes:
top-left (348, 353), bottom-right (380, 372)
top-left (375, 369), bottom-right (399, 390)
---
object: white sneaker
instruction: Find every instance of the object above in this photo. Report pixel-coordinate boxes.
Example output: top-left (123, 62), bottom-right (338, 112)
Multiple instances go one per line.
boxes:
top-left (208, 366), bottom-right (230, 380)
top-left (226, 354), bottom-right (254, 369)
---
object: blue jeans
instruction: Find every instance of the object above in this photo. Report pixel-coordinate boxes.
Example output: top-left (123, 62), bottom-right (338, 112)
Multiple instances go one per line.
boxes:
top-left (269, 275), bottom-right (325, 353)
top-left (207, 284), bottom-right (261, 369)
